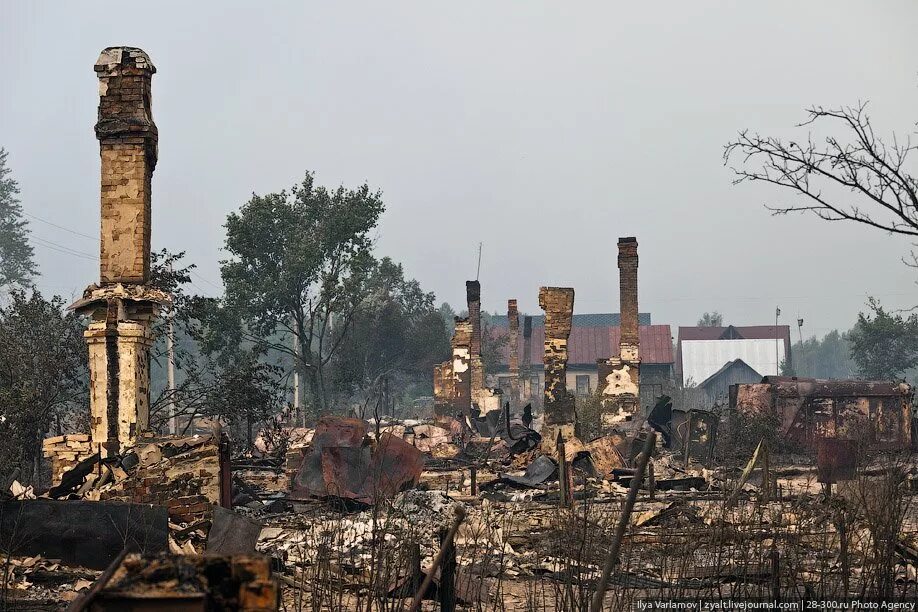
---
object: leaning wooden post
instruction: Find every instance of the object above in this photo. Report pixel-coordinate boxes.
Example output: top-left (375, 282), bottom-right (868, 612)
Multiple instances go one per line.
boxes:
top-left (409, 506), bottom-right (466, 612)
top-left (557, 429), bottom-right (572, 508)
top-left (589, 430), bottom-right (656, 612)
top-left (439, 526), bottom-right (458, 612)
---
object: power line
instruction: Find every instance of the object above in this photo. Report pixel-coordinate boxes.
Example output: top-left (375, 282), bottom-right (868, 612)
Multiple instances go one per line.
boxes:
top-left (31, 235), bottom-right (98, 262)
top-left (25, 212), bottom-right (96, 240)
top-left (190, 269), bottom-right (222, 291)
top-left (26, 214), bottom-right (225, 295)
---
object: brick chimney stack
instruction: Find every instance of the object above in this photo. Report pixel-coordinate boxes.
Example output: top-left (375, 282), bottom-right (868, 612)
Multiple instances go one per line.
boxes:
top-left (618, 237), bottom-right (639, 359)
top-left (72, 47), bottom-right (167, 456)
top-left (508, 299), bottom-right (520, 409)
top-left (95, 47), bottom-right (157, 285)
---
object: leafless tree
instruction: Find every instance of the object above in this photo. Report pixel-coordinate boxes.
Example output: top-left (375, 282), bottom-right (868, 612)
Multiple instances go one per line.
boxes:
top-left (725, 102), bottom-right (918, 237)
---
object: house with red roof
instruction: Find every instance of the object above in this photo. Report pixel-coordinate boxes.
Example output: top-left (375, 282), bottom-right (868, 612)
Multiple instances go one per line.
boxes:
top-left (488, 312), bottom-right (674, 412)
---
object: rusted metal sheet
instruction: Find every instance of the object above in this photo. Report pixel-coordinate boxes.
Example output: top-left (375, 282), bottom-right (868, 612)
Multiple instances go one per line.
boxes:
top-left (292, 416), bottom-right (368, 498)
top-left (816, 437), bottom-right (858, 484)
top-left (291, 418), bottom-right (423, 504)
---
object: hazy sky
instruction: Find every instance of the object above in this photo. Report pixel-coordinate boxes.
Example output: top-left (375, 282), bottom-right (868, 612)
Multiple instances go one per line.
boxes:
top-left (2, 2), bottom-right (917, 339)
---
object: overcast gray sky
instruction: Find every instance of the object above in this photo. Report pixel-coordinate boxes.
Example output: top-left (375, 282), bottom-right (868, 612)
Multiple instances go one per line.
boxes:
top-left (2, 2), bottom-right (917, 339)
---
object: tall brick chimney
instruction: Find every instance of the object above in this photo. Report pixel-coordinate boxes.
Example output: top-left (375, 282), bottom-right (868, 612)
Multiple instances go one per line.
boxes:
top-left (508, 299), bottom-right (520, 409)
top-left (95, 47), bottom-right (157, 284)
top-left (466, 280), bottom-right (485, 407)
top-left (521, 315), bottom-right (533, 400)
top-left (597, 237), bottom-right (641, 430)
top-left (71, 47), bottom-right (167, 456)
top-left (538, 287), bottom-right (575, 426)
top-left (618, 237), bottom-right (639, 360)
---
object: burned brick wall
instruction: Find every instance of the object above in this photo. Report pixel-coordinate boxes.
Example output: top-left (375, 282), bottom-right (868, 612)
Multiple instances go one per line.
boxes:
top-left (452, 318), bottom-right (473, 417)
top-left (538, 287), bottom-right (576, 427)
top-left (433, 362), bottom-right (454, 418)
top-left (42, 435), bottom-right (93, 486)
top-left (99, 434), bottom-right (226, 524)
top-left (731, 379), bottom-right (913, 452)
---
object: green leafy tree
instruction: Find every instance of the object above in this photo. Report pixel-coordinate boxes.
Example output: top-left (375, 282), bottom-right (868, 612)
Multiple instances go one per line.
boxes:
top-left (697, 311), bottom-right (723, 327)
top-left (0, 290), bottom-right (86, 486)
top-left (0, 149), bottom-right (36, 288)
top-left (848, 298), bottom-right (918, 380)
top-left (220, 171), bottom-right (384, 418)
top-left (438, 302), bottom-right (457, 338)
top-left (332, 257), bottom-right (449, 415)
top-left (784, 330), bottom-right (855, 379)
top-left (203, 352), bottom-right (283, 450)
top-left (480, 311), bottom-right (508, 378)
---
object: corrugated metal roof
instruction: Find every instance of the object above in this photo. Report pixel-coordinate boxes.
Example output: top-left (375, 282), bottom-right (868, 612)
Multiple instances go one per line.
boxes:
top-left (488, 312), bottom-right (652, 328)
top-left (493, 324), bottom-right (673, 366)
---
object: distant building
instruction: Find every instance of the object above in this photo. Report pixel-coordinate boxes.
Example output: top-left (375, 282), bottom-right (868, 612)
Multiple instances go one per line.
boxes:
top-left (676, 325), bottom-right (791, 388)
top-left (696, 358), bottom-right (762, 407)
top-left (488, 313), bottom-right (674, 412)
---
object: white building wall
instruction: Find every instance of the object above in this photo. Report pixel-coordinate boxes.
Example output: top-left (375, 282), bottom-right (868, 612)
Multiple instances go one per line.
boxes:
top-left (681, 339), bottom-right (785, 386)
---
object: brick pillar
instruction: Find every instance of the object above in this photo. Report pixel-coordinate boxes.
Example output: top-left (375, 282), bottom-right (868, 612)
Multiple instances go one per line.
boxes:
top-left (508, 299), bottom-right (520, 410)
top-left (433, 362), bottom-right (455, 419)
top-left (618, 237), bottom-right (639, 357)
top-left (598, 237), bottom-right (641, 430)
top-left (539, 287), bottom-right (575, 426)
top-left (521, 316), bottom-right (533, 402)
top-left (95, 47), bottom-right (157, 284)
top-left (466, 281), bottom-right (483, 406)
top-left (451, 318), bottom-right (473, 417)
top-left (72, 47), bottom-right (163, 457)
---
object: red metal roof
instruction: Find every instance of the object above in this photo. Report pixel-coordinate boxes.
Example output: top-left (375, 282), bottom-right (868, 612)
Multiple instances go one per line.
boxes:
top-left (493, 324), bottom-right (673, 366)
top-left (677, 325), bottom-right (791, 342)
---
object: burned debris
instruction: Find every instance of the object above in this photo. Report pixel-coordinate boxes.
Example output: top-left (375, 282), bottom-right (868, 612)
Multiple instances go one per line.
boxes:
top-left (7, 41), bottom-right (918, 612)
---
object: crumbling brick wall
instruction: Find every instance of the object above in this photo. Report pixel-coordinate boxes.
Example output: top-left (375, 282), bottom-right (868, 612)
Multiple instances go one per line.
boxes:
top-left (42, 435), bottom-right (93, 486)
top-left (433, 361), bottom-right (456, 418)
top-left (452, 318), bottom-right (473, 417)
top-left (100, 434), bottom-right (226, 524)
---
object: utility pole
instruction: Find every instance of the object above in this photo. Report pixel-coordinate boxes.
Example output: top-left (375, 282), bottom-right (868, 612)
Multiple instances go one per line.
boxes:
top-left (475, 242), bottom-right (482, 281)
top-left (166, 263), bottom-right (177, 435)
top-left (774, 306), bottom-right (781, 376)
top-left (292, 316), bottom-right (301, 426)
